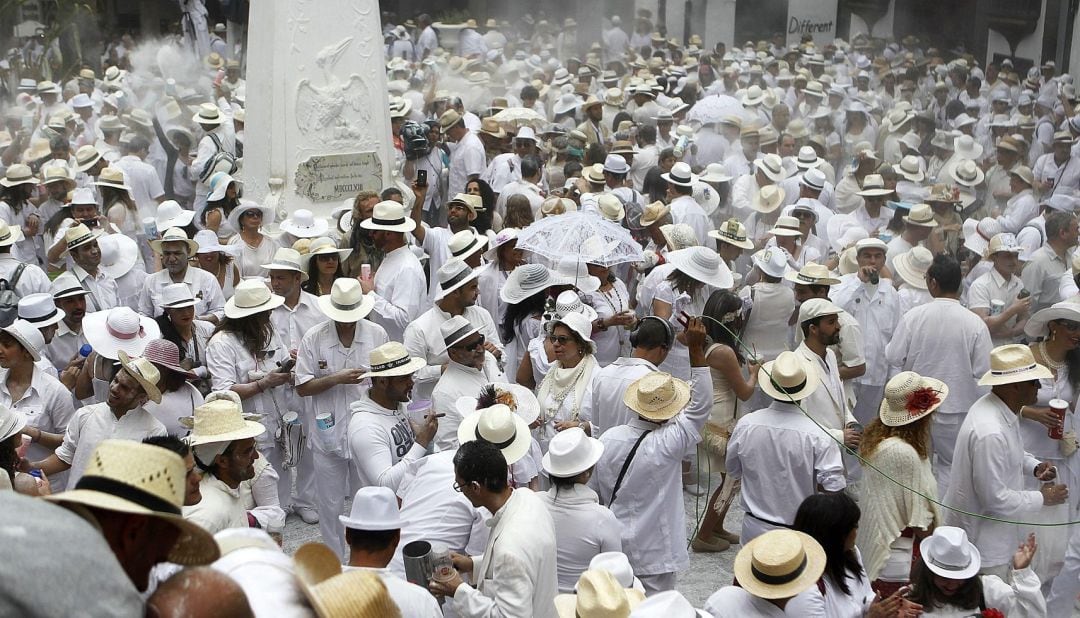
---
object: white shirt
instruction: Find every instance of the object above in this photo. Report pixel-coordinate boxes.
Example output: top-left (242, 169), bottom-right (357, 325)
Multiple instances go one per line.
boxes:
top-left (482, 152), bottom-right (521, 194)
top-left (416, 26), bottom-right (439, 60)
top-left (347, 392), bottom-right (425, 491)
top-left (1033, 151), bottom-right (1080, 197)
top-left (537, 484), bottom-right (623, 593)
top-left (404, 303), bottom-right (503, 400)
top-left (706, 586), bottom-right (823, 617)
top-left (206, 329), bottom-right (290, 446)
top-left (270, 292), bottom-right (325, 351)
top-left (996, 189), bottom-right (1038, 234)
top-left (591, 366), bottom-right (712, 575)
top-left (1021, 245), bottom-right (1068, 312)
top-left (45, 319), bottom-right (85, 375)
top-left (227, 234), bottom-right (281, 279)
top-left (55, 402), bottom-right (166, 486)
top-left (668, 194), bottom-right (712, 246)
top-left (885, 298), bottom-right (992, 416)
top-left (727, 400), bottom-right (846, 542)
top-left (0, 365), bottom-right (76, 466)
top-left (830, 275), bottom-right (900, 386)
top-left (457, 28), bottom-right (488, 57)
top-left (786, 549), bottom-right (875, 618)
top-left (968, 268), bottom-right (1025, 346)
top-left (851, 204), bottom-right (894, 237)
top-left (113, 155), bottom-right (164, 222)
top-left (943, 393), bottom-right (1044, 568)
top-left (449, 131), bottom-right (487, 198)
top-left (0, 254), bottom-right (50, 296)
top-left (1016, 214), bottom-right (1046, 260)
top-left (495, 179), bottom-right (544, 219)
top-left (432, 360), bottom-right (502, 450)
top-left (70, 262), bottom-right (119, 312)
top-left (182, 473), bottom-right (248, 534)
top-left (450, 488), bottom-right (558, 618)
top-left (370, 245), bottom-right (426, 343)
top-left (138, 266), bottom-right (226, 320)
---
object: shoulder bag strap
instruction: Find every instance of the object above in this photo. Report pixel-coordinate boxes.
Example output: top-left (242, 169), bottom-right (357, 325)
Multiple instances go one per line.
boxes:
top-left (608, 429), bottom-right (652, 506)
top-left (10, 262), bottom-right (26, 288)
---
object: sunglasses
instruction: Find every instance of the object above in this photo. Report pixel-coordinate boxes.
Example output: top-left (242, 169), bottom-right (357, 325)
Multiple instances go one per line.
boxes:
top-left (1055, 320), bottom-right (1080, 332)
top-left (242, 210), bottom-right (263, 218)
top-left (452, 335), bottom-right (485, 352)
top-left (548, 334), bottom-right (575, 345)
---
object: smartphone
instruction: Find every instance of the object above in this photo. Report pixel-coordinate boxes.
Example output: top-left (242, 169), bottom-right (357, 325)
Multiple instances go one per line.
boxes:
top-left (416, 168), bottom-right (428, 187)
top-left (276, 358), bottom-right (296, 373)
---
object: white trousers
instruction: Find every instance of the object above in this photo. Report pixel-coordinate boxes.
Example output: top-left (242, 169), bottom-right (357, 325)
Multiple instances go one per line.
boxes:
top-left (314, 449), bottom-right (351, 560)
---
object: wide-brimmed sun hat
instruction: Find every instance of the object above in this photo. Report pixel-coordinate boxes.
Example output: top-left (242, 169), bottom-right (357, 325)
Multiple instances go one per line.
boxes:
top-left (1024, 299), bottom-right (1080, 339)
top-left (759, 351), bottom-right (819, 401)
top-left (543, 426), bottom-right (605, 478)
top-left (83, 307), bottom-right (161, 360)
top-left (0, 164), bottom-right (38, 188)
top-left (962, 217), bottom-right (1002, 257)
top-left (556, 256), bottom-right (602, 294)
top-left (977, 343), bottom-right (1053, 386)
top-left (709, 218), bottom-right (755, 250)
top-left (785, 262), bottom-right (840, 286)
top-left (919, 526), bottom-right (981, 580)
top-left (317, 278), bottom-right (374, 323)
top-left (207, 172), bottom-right (242, 202)
top-left (280, 209), bottom-right (329, 238)
top-left (879, 370), bottom-right (948, 426)
top-left (224, 279), bottom-right (285, 319)
top-left (226, 200), bottom-right (276, 233)
top-left (154, 200), bottom-right (195, 231)
top-left (554, 569), bottom-right (645, 618)
top-left (623, 371), bottom-right (691, 422)
top-left (692, 182), bottom-right (721, 215)
top-left (293, 543), bottom-right (402, 618)
top-left (893, 246), bottom-right (934, 289)
top-left (457, 403), bottom-right (532, 464)
top-left (45, 439), bottom-right (220, 566)
top-left (499, 264), bottom-right (573, 304)
top-left (180, 398), bottom-right (266, 446)
top-left (667, 246), bottom-right (734, 289)
top-left (734, 529), bottom-right (826, 599)
top-left (363, 341), bottom-right (426, 378)
top-left (96, 232), bottom-right (137, 281)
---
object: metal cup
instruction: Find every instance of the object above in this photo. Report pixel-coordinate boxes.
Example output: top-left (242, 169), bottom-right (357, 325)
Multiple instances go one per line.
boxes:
top-left (402, 540), bottom-right (433, 588)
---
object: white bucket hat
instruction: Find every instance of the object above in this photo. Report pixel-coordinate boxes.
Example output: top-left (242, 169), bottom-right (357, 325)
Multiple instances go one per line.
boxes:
top-left (977, 344), bottom-right (1053, 386)
top-left (758, 350), bottom-right (819, 401)
top-left (224, 279), bottom-right (285, 319)
top-left (339, 486), bottom-right (401, 530)
top-left (317, 278), bottom-right (375, 322)
top-left (360, 200), bottom-right (416, 233)
top-left (542, 426), bottom-right (605, 478)
top-left (362, 341), bottom-right (426, 378)
top-left (667, 246), bottom-right (734, 289)
top-left (893, 246), bottom-right (934, 289)
top-left (83, 307), bottom-right (162, 360)
top-left (97, 233), bottom-right (139, 280)
top-left (17, 293), bottom-right (65, 328)
top-left (499, 264), bottom-right (573, 304)
top-left (545, 311), bottom-right (597, 352)
top-left (752, 247), bottom-right (791, 278)
top-left (280, 209), bottom-right (329, 238)
top-left (434, 259), bottom-right (480, 300)
top-left (457, 404), bottom-right (532, 464)
top-left (919, 527), bottom-right (981, 580)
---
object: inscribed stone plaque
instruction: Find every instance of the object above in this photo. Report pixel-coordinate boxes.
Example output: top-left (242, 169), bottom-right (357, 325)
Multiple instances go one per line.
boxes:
top-left (294, 152), bottom-right (383, 202)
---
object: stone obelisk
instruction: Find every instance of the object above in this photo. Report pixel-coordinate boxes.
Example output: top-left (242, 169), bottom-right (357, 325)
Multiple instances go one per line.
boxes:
top-left (243, 0), bottom-right (394, 218)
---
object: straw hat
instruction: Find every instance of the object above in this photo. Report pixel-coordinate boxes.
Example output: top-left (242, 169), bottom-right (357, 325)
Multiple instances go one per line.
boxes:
top-left (83, 307), bottom-right (161, 360)
top-left (280, 209), bottom-right (329, 238)
top-left (116, 351), bottom-right (163, 404)
top-left (1, 319), bottom-right (43, 361)
top-left (0, 220), bottom-right (24, 248)
top-left (154, 200), bottom-right (195, 230)
top-left (951, 159), bottom-right (985, 187)
top-left (554, 570), bottom-right (645, 618)
top-left (754, 154), bottom-right (787, 182)
top-left (894, 155), bottom-right (925, 182)
top-left (192, 103), bottom-right (226, 126)
top-left (962, 217), bottom-right (1002, 257)
top-left (758, 351), bottom-right (819, 401)
top-left (41, 164), bottom-right (75, 187)
top-left (0, 164), bottom-right (38, 188)
top-left (751, 184), bottom-right (786, 213)
top-left (181, 398), bottom-right (266, 446)
top-left (709, 218), bottom-right (754, 250)
top-left (317, 278), bottom-right (374, 322)
top-left (623, 372), bottom-right (691, 422)
top-left (93, 167), bottom-right (131, 193)
top-left (893, 246), bottom-right (934, 289)
top-left (919, 527), bottom-right (981, 580)
top-left (733, 530), bottom-right (826, 599)
top-left (17, 293), bottom-right (65, 328)
top-left (261, 247), bottom-right (310, 281)
top-left (879, 371), bottom-right (948, 426)
top-left (457, 404), bottom-right (532, 464)
top-left (769, 215), bottom-right (803, 238)
top-left (294, 543), bottom-right (402, 618)
top-left (1024, 299), bottom-right (1080, 339)
top-left (74, 145), bottom-right (102, 172)
top-left (499, 264), bottom-right (573, 304)
top-left (902, 203), bottom-right (937, 227)
top-left (543, 427), bottom-right (605, 478)
top-left (363, 342), bottom-right (426, 378)
top-left (659, 224), bottom-right (698, 252)
top-left (785, 262), bottom-right (840, 286)
top-left (977, 344), bottom-right (1053, 386)
top-left (45, 440), bottom-right (219, 566)
top-left (224, 279), bottom-right (285, 319)
top-left (360, 200), bottom-right (416, 233)
top-left (638, 201), bottom-right (670, 227)
top-left (1008, 165), bottom-right (1034, 187)
top-left (150, 227), bottom-right (200, 256)
top-left (667, 247), bottom-right (734, 289)
top-left (856, 174), bottom-right (892, 197)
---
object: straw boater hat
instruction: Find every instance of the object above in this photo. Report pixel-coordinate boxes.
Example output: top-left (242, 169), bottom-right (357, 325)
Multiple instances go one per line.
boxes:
top-left (893, 246), bottom-right (934, 289)
top-left (1024, 299), bottom-right (1080, 339)
top-left (554, 569), bottom-right (644, 618)
top-left (360, 201), bottom-right (416, 233)
top-left (45, 440), bottom-right (219, 566)
top-left (317, 278), bottom-right (374, 323)
top-left (150, 227), bottom-right (200, 256)
top-left (293, 543), bottom-right (402, 618)
top-left (499, 264), bottom-right (574, 304)
top-left (785, 262), bottom-right (840, 286)
top-left (623, 372), bottom-right (691, 422)
top-left (434, 259), bottom-right (480, 300)
top-left (919, 527), bottom-right (981, 580)
top-left (225, 279), bottom-right (285, 319)
top-left (879, 371), bottom-right (948, 426)
top-left (733, 529), bottom-right (826, 599)
top-left (667, 246), bottom-right (734, 289)
top-left (261, 248), bottom-right (310, 282)
top-left (363, 342), bottom-right (426, 378)
top-left (709, 218), bottom-right (755, 250)
top-left (758, 350), bottom-right (819, 401)
top-left (84, 307), bottom-right (161, 360)
top-left (458, 404), bottom-right (532, 464)
top-left (181, 398), bottom-right (266, 446)
top-left (977, 344), bottom-right (1053, 386)
top-left (280, 209), bottom-right (329, 238)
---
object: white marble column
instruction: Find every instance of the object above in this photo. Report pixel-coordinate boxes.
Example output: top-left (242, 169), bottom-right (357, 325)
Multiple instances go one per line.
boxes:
top-left (243, 0), bottom-right (394, 218)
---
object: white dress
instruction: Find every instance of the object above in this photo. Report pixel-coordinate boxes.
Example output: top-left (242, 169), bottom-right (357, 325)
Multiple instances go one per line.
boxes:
top-left (228, 233), bottom-right (280, 279)
top-left (587, 280), bottom-right (632, 366)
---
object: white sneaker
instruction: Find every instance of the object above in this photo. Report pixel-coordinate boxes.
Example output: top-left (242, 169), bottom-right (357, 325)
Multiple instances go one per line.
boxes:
top-left (682, 483), bottom-right (706, 497)
top-left (295, 507), bottom-right (319, 524)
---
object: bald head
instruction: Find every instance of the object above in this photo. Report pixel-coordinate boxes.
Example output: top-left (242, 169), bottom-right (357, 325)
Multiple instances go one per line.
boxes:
top-left (147, 567), bottom-right (254, 618)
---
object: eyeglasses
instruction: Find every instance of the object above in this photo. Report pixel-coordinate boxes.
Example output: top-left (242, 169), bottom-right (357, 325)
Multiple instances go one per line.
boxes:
top-left (453, 480), bottom-right (475, 493)
top-left (452, 335), bottom-right (485, 352)
top-left (548, 334), bottom-right (575, 345)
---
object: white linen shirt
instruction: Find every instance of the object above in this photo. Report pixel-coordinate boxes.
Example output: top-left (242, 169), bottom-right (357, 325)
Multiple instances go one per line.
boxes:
top-left (968, 268), bottom-right (1025, 346)
top-left (591, 366), bottom-right (712, 575)
top-left (347, 392), bottom-right (425, 491)
top-left (537, 484), bottom-right (623, 593)
top-left (997, 189), bottom-right (1038, 233)
top-left (942, 393), bottom-right (1044, 568)
top-left (706, 586), bottom-right (823, 617)
top-left (668, 194), bottom-right (712, 246)
top-left (113, 155), bottom-right (164, 221)
top-left (0, 365), bottom-right (76, 466)
top-left (182, 473), bottom-right (248, 534)
top-left (70, 262), bottom-right (119, 312)
top-left (370, 245), bottom-right (426, 343)
top-left (0, 254), bottom-right (50, 296)
top-left (579, 357), bottom-right (658, 435)
top-left (1033, 151), bottom-right (1080, 197)
top-left (205, 329), bottom-right (290, 450)
top-left (830, 275), bottom-right (899, 386)
top-left (269, 292), bottom-right (325, 351)
top-left (404, 303), bottom-right (502, 401)
top-left (449, 131), bottom-right (487, 198)
top-left (1021, 245), bottom-right (1069, 312)
top-left (54, 402), bottom-right (166, 486)
top-left (432, 360), bottom-right (503, 450)
top-left (137, 266), bottom-right (226, 320)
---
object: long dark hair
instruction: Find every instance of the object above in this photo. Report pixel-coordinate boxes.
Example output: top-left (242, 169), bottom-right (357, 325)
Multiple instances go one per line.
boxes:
top-left (500, 291), bottom-right (547, 344)
top-left (467, 178), bottom-right (495, 234)
top-left (642, 167), bottom-right (668, 203)
top-left (100, 185), bottom-right (137, 220)
top-left (156, 311), bottom-right (191, 363)
top-left (212, 311), bottom-right (272, 354)
top-left (702, 289), bottom-right (745, 364)
top-left (908, 558), bottom-right (984, 611)
top-left (792, 493), bottom-right (864, 595)
top-left (0, 434), bottom-right (17, 483)
top-left (302, 253), bottom-right (343, 295)
top-left (668, 269), bottom-right (705, 298)
top-left (200, 195), bottom-right (240, 226)
top-left (0, 184), bottom-right (31, 215)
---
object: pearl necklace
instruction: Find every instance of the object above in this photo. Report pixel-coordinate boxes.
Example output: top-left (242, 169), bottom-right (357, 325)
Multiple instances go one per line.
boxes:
top-left (1038, 341), bottom-right (1066, 371)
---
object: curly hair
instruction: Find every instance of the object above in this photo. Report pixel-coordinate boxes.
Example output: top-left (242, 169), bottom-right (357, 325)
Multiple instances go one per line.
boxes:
top-left (859, 414), bottom-right (933, 461)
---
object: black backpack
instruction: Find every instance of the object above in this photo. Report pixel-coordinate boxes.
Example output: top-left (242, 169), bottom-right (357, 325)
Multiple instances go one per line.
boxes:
top-left (0, 263), bottom-right (27, 328)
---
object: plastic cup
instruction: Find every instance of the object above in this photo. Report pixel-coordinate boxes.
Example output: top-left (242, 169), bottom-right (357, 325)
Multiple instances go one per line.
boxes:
top-left (1049, 399), bottom-right (1068, 439)
top-left (429, 542), bottom-right (456, 583)
top-left (407, 399), bottom-right (432, 423)
top-left (316, 412), bottom-right (335, 431)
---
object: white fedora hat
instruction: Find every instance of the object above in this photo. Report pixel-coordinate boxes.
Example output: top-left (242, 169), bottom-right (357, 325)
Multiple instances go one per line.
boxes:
top-left (317, 278), bottom-right (375, 322)
top-left (660, 162), bottom-right (698, 187)
top-left (902, 203), bottom-right (937, 228)
top-left (339, 486), bottom-right (402, 530)
top-left (360, 200), bottom-right (416, 233)
top-left (795, 146), bottom-right (822, 170)
top-left (83, 307), bottom-right (161, 360)
top-left (17, 293), bottom-right (65, 328)
top-left (441, 315), bottom-right (482, 352)
top-left (434, 259), bottom-right (480, 300)
top-left (919, 526), bottom-right (981, 580)
top-left (280, 209), bottom-right (329, 239)
top-left (542, 426), bottom-right (605, 478)
top-left (261, 247), bottom-right (309, 281)
top-left (751, 184), bottom-right (786, 213)
top-left (457, 404), bottom-right (532, 464)
top-left (758, 350), bottom-right (819, 401)
top-left (499, 264), bottom-right (574, 304)
top-left (155, 200), bottom-right (195, 230)
top-left (977, 343), bottom-right (1053, 386)
top-left (856, 174), bottom-right (893, 197)
top-left (951, 159), bottom-right (985, 187)
top-left (667, 246), bottom-right (734, 289)
top-left (769, 215), bottom-right (803, 238)
top-left (1, 318), bottom-right (44, 361)
top-left (754, 154), bottom-right (787, 182)
top-left (180, 398), bottom-right (265, 446)
top-left (753, 246), bottom-right (792, 278)
top-left (49, 272), bottom-right (89, 300)
top-left (150, 227), bottom-right (200, 256)
top-left (363, 341), bottom-right (426, 378)
top-left (879, 370), bottom-right (948, 427)
top-left (224, 279), bottom-right (285, 319)
top-left (159, 282), bottom-right (198, 310)
top-left (448, 229), bottom-right (488, 262)
top-left (97, 233), bottom-right (138, 280)
top-left (192, 102), bottom-right (226, 126)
